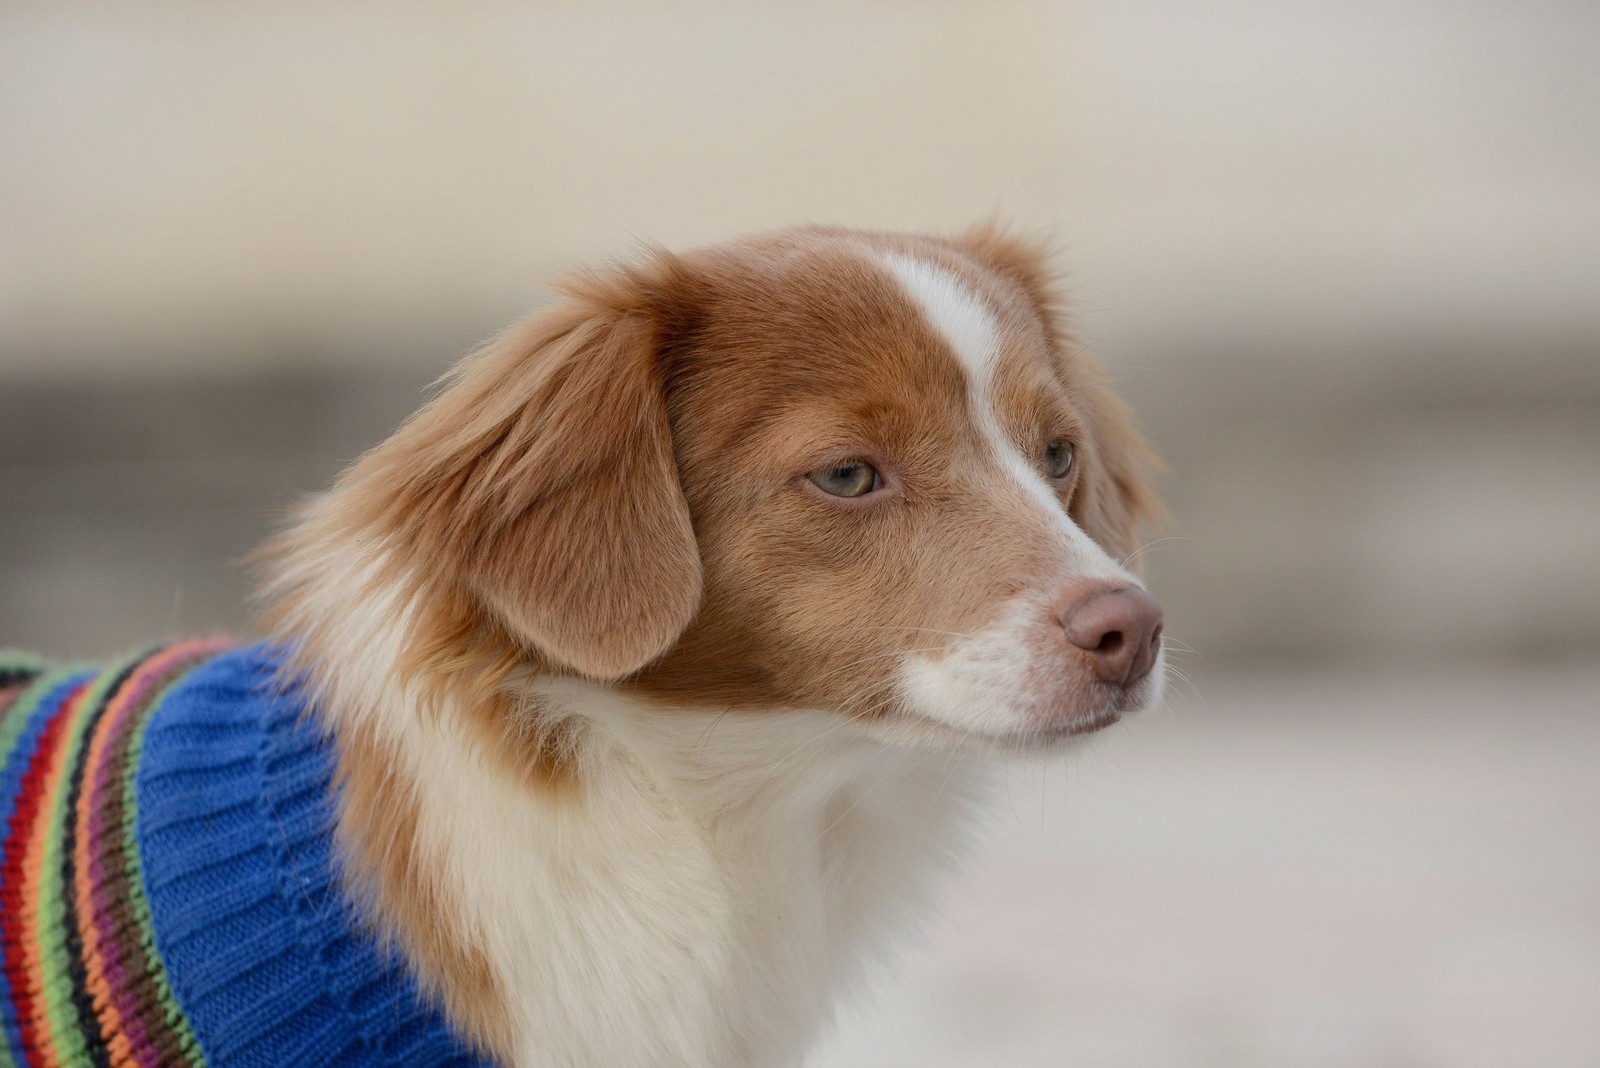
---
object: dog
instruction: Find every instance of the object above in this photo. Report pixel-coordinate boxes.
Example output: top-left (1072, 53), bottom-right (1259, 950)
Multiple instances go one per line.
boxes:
top-left (0, 225), bottom-right (1163, 1067)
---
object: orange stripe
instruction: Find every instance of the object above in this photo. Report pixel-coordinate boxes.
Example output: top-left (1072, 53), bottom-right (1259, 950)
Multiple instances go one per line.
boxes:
top-left (108, 1032), bottom-right (136, 1067)
top-left (19, 682), bottom-right (90, 1068)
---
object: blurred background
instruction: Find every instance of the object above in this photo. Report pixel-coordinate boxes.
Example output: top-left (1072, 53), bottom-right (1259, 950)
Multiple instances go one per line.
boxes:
top-left (2, 2), bottom-right (1596, 1065)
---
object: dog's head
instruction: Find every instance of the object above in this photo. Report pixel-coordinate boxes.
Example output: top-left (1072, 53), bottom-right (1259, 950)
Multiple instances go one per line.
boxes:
top-left (267, 225), bottom-right (1164, 752)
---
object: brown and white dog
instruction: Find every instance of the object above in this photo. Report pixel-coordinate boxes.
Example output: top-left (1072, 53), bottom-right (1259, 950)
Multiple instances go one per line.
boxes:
top-left (258, 224), bottom-right (1165, 1067)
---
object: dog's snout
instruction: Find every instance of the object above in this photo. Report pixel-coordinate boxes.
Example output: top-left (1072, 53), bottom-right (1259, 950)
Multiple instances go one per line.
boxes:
top-left (1060, 586), bottom-right (1164, 687)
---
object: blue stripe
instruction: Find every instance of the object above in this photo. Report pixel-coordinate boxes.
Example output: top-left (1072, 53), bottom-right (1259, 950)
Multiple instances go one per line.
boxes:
top-left (0, 668), bottom-right (96, 1063)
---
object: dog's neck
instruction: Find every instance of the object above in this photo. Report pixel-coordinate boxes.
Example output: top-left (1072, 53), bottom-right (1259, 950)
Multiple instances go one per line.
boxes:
top-left (333, 648), bottom-right (983, 1067)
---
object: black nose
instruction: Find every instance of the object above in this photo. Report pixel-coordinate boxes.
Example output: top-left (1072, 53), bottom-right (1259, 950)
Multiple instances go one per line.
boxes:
top-left (1060, 586), bottom-right (1164, 687)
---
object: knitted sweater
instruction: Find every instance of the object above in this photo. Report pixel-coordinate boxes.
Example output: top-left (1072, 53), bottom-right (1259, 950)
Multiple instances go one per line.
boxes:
top-left (0, 641), bottom-right (493, 1068)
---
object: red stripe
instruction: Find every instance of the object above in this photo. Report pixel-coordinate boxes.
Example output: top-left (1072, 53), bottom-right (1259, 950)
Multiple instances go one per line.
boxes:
top-left (1, 679), bottom-right (88, 1061)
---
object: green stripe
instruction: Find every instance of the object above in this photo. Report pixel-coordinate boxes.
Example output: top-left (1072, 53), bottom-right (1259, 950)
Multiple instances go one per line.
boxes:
top-left (122, 665), bottom-right (209, 1068)
top-left (0, 665), bottom-right (85, 767)
top-left (1, 665), bottom-right (88, 1068)
top-left (35, 657), bottom-right (139, 1065)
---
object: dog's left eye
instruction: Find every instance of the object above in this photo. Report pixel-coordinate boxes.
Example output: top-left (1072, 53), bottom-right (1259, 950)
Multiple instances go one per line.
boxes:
top-left (808, 461), bottom-right (881, 498)
top-left (1044, 440), bottom-right (1075, 479)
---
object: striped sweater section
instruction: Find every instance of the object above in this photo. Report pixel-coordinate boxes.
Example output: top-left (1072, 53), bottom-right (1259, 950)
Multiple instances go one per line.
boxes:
top-left (0, 642), bottom-right (492, 1068)
top-left (0, 640), bottom-right (221, 1068)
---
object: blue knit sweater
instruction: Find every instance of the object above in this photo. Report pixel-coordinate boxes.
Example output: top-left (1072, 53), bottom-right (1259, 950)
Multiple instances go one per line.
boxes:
top-left (0, 641), bottom-right (495, 1067)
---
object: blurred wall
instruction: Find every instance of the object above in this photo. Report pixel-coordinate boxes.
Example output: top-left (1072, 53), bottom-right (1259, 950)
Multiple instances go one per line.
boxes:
top-left (2, 0), bottom-right (1597, 663)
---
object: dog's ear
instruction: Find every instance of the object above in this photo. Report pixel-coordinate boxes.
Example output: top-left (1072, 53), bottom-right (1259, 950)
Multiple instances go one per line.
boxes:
top-left (1068, 368), bottom-right (1165, 568)
top-left (362, 270), bottom-right (701, 680)
top-left (952, 223), bottom-right (1165, 566)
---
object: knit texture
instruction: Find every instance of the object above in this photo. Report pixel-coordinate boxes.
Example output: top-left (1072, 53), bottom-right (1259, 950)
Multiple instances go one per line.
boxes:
top-left (0, 642), bottom-right (494, 1068)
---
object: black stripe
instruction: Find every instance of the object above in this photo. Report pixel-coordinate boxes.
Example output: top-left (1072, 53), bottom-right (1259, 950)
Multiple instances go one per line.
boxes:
top-left (0, 664), bottom-right (43, 690)
top-left (57, 651), bottom-right (153, 1067)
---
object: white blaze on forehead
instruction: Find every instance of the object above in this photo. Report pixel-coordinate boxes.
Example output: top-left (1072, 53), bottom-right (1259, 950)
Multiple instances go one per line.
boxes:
top-left (875, 255), bottom-right (1063, 513)
top-left (876, 252), bottom-right (1000, 383)
top-left (874, 249), bottom-right (1131, 582)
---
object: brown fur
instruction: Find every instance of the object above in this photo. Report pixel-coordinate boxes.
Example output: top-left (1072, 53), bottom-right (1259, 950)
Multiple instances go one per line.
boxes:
top-left (333, 725), bottom-right (516, 1055)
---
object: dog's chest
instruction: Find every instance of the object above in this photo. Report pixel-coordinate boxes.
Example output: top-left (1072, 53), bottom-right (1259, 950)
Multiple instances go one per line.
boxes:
top-left (432, 712), bottom-right (983, 1068)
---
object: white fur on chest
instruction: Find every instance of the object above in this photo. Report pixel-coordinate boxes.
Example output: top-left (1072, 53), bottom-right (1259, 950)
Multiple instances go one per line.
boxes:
top-left (396, 681), bottom-right (984, 1068)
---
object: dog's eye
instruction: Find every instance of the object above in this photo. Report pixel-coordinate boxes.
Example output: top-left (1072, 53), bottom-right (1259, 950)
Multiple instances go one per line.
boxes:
top-left (1044, 440), bottom-right (1075, 480)
top-left (808, 461), bottom-right (880, 498)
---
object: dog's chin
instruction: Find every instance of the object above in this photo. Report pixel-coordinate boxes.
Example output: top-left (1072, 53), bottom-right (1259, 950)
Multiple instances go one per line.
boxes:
top-left (864, 711), bottom-right (1113, 757)
top-left (876, 669), bottom-right (1164, 756)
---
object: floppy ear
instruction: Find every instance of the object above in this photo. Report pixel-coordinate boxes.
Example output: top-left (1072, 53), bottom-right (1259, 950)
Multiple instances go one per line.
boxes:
top-left (360, 279), bottom-right (701, 680)
top-left (953, 223), bottom-right (1165, 566)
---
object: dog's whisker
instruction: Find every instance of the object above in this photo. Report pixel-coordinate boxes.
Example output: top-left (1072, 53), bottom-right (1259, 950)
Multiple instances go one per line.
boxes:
top-left (694, 707), bottom-right (735, 750)
top-left (1120, 536), bottom-right (1189, 570)
top-left (733, 698), bottom-right (899, 796)
top-left (1160, 636), bottom-right (1202, 657)
top-left (828, 646), bottom-right (951, 674)
top-left (1162, 664), bottom-right (1202, 704)
top-left (829, 626), bottom-right (978, 640)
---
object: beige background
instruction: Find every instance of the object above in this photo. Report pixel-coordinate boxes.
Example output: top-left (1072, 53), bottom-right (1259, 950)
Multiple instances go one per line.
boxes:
top-left (3, 3), bottom-right (1597, 1065)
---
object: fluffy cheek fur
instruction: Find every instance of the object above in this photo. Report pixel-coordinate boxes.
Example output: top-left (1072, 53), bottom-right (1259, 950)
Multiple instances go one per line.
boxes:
top-left (627, 474), bottom-right (1044, 717)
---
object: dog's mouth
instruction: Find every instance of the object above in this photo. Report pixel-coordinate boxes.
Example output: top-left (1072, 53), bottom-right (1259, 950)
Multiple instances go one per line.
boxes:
top-left (1037, 708), bottom-right (1123, 738)
top-left (887, 662), bottom-right (1168, 753)
top-left (883, 704), bottom-right (1125, 754)
top-left (992, 706), bottom-right (1125, 750)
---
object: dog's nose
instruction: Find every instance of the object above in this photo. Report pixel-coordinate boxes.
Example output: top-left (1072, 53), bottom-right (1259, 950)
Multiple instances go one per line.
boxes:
top-left (1060, 586), bottom-right (1164, 687)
